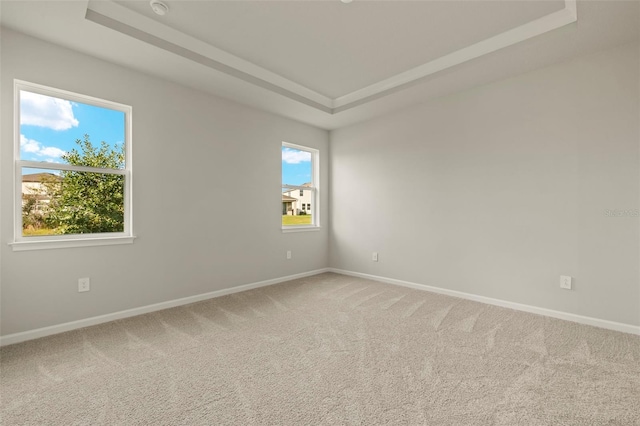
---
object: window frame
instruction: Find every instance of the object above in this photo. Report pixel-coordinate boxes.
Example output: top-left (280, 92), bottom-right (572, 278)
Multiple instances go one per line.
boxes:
top-left (281, 141), bottom-right (319, 232)
top-left (11, 80), bottom-right (134, 251)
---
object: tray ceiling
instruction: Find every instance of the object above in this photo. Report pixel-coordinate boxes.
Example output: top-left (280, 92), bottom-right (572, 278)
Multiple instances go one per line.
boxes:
top-left (113, 0), bottom-right (565, 98)
top-left (1, 1), bottom-right (638, 129)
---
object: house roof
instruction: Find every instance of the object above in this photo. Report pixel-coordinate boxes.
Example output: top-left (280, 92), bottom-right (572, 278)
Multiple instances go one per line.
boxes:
top-left (22, 173), bottom-right (61, 183)
top-left (282, 195), bottom-right (297, 202)
top-left (283, 183), bottom-right (311, 189)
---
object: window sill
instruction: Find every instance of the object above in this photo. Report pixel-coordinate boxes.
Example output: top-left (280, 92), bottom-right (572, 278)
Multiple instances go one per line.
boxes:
top-left (282, 226), bottom-right (321, 233)
top-left (10, 236), bottom-right (136, 252)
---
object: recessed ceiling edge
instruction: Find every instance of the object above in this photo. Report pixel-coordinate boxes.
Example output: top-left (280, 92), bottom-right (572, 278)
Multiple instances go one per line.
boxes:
top-left (85, 0), bottom-right (577, 116)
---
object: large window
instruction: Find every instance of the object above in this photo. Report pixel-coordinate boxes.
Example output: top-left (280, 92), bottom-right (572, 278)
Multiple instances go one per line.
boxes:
top-left (282, 142), bottom-right (319, 230)
top-left (13, 80), bottom-right (133, 250)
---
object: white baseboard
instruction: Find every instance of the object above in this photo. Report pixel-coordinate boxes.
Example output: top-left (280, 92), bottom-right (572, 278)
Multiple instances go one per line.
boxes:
top-left (0, 268), bottom-right (330, 347)
top-left (329, 268), bottom-right (640, 336)
top-left (3, 267), bottom-right (637, 346)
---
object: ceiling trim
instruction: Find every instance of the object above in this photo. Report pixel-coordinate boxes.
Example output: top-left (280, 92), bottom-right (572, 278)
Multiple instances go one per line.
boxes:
top-left (86, 0), bottom-right (333, 109)
top-left (333, 1), bottom-right (577, 110)
top-left (85, 0), bottom-right (577, 116)
top-left (85, 9), bottom-right (333, 113)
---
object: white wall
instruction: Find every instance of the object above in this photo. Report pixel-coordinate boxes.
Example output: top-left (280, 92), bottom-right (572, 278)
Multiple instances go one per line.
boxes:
top-left (0, 29), bottom-right (329, 336)
top-left (330, 42), bottom-right (640, 327)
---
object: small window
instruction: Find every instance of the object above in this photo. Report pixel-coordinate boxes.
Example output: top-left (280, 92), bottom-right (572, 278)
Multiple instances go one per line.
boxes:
top-left (13, 80), bottom-right (133, 250)
top-left (282, 142), bottom-right (319, 229)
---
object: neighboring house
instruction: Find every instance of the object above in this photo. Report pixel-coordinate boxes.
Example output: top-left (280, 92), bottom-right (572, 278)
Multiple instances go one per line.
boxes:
top-left (282, 193), bottom-right (297, 215)
top-left (22, 173), bottom-right (60, 211)
top-left (282, 183), bottom-right (313, 216)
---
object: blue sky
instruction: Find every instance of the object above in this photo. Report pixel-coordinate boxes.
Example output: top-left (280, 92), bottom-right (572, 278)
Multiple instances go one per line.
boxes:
top-left (282, 147), bottom-right (311, 186)
top-left (20, 90), bottom-right (125, 170)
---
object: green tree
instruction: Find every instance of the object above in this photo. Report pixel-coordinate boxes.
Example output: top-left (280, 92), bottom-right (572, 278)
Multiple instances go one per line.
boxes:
top-left (45, 135), bottom-right (125, 234)
top-left (22, 193), bottom-right (44, 230)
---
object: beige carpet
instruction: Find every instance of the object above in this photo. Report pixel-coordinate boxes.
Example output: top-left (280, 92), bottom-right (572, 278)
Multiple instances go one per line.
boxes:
top-left (1, 272), bottom-right (639, 425)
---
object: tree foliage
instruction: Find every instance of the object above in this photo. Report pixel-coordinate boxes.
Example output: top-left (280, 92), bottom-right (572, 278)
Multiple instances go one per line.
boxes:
top-left (22, 194), bottom-right (45, 230)
top-left (44, 135), bottom-right (125, 234)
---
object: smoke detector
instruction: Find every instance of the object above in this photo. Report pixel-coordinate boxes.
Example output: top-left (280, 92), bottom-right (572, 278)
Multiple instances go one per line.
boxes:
top-left (150, 0), bottom-right (169, 16)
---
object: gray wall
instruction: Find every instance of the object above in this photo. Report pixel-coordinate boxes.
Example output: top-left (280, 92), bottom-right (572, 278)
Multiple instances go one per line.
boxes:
top-left (1, 29), bottom-right (329, 336)
top-left (2, 28), bottom-right (638, 337)
top-left (330, 42), bottom-right (640, 326)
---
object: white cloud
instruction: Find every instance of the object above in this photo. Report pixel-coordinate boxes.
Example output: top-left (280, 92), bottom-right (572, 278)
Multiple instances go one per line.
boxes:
top-left (282, 148), bottom-right (311, 164)
top-left (20, 91), bottom-right (79, 131)
top-left (40, 146), bottom-right (66, 158)
top-left (20, 135), bottom-right (41, 153)
top-left (20, 134), bottom-right (66, 159)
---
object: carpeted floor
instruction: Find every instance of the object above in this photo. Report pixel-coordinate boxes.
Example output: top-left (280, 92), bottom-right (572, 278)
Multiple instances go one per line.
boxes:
top-left (1, 272), bottom-right (639, 425)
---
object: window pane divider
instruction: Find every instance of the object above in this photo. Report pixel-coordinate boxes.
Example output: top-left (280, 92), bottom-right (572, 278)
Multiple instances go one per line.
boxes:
top-left (18, 161), bottom-right (127, 175)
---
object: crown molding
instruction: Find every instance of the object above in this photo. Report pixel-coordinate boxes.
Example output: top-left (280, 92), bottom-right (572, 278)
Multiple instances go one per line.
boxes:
top-left (86, 0), bottom-right (577, 116)
top-left (333, 1), bottom-right (577, 111)
top-left (85, 0), bottom-right (333, 112)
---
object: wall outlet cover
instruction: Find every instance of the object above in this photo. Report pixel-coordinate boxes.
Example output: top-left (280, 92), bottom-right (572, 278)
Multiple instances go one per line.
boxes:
top-left (78, 277), bottom-right (91, 292)
top-left (560, 275), bottom-right (572, 290)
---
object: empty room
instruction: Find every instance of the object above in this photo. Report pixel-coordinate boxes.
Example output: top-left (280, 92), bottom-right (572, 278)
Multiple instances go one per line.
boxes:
top-left (1, 0), bottom-right (639, 424)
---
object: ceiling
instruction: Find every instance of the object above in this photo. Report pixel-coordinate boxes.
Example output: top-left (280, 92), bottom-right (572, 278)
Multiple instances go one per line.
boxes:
top-left (1, 1), bottom-right (638, 130)
top-left (114, 0), bottom-right (565, 99)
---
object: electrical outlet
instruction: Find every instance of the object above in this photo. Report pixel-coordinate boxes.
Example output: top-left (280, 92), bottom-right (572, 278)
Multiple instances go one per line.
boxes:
top-left (78, 277), bottom-right (91, 292)
top-left (560, 275), bottom-right (572, 290)
top-left (286, 250), bottom-right (292, 260)
top-left (372, 252), bottom-right (378, 262)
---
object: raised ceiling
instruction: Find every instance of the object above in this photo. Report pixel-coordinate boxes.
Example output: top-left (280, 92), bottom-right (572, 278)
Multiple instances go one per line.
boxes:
top-left (113, 0), bottom-right (565, 99)
top-left (1, 1), bottom-right (639, 130)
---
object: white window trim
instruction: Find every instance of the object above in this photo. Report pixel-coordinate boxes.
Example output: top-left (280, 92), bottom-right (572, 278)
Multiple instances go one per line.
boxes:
top-left (11, 80), bottom-right (135, 251)
top-left (282, 141), bottom-right (320, 232)
top-left (282, 226), bottom-right (321, 234)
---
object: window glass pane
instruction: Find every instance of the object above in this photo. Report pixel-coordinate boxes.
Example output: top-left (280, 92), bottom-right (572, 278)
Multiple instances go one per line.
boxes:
top-left (282, 146), bottom-right (312, 186)
top-left (282, 187), bottom-right (313, 226)
top-left (20, 90), bottom-right (125, 169)
top-left (22, 167), bottom-right (124, 237)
